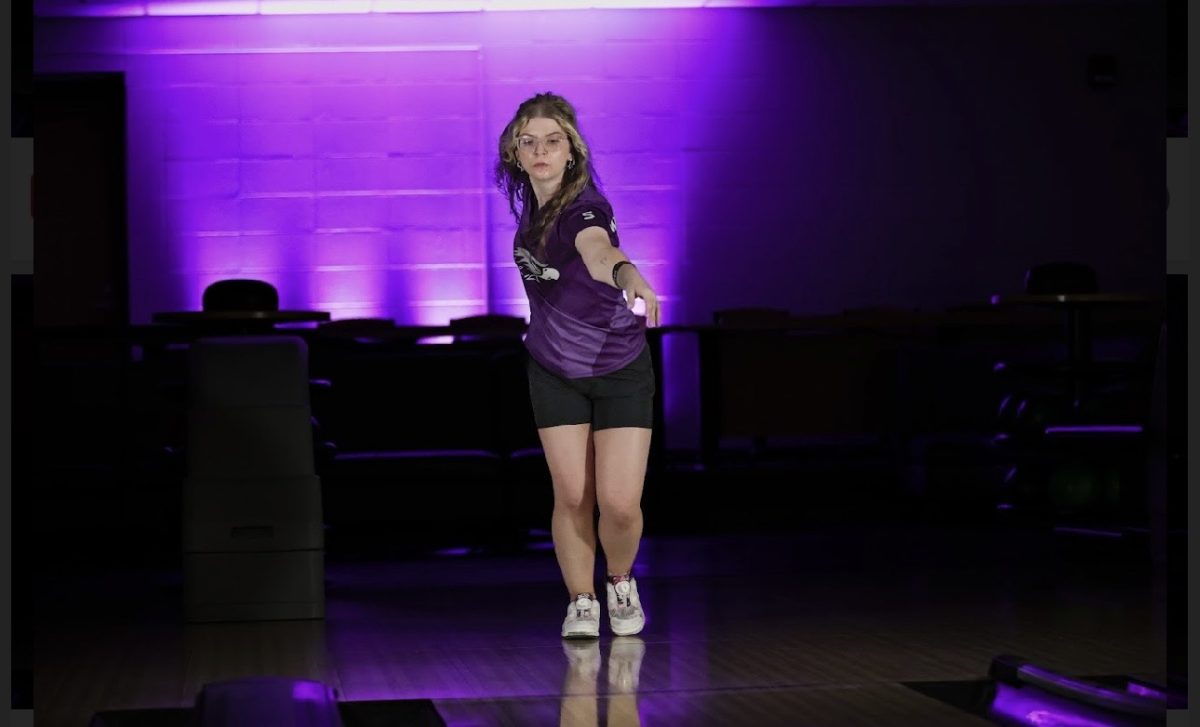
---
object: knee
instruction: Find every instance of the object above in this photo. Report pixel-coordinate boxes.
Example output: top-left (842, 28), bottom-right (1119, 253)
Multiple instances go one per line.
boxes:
top-left (554, 484), bottom-right (595, 515)
top-left (598, 500), bottom-right (642, 529)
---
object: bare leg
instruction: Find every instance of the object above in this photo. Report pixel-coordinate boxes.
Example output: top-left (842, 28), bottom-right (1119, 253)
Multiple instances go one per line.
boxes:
top-left (593, 427), bottom-right (652, 577)
top-left (539, 424), bottom-right (597, 597)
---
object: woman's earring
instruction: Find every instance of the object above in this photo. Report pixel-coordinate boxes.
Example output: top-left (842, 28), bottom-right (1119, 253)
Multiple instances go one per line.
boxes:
top-left (516, 162), bottom-right (524, 172)
top-left (567, 158), bottom-right (576, 171)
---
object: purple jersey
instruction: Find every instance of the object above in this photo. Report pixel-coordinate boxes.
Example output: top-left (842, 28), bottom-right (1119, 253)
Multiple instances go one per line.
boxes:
top-left (513, 185), bottom-right (646, 379)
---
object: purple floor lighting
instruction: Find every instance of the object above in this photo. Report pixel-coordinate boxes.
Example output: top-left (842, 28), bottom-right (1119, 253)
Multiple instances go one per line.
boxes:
top-left (990, 655), bottom-right (1167, 721)
top-left (990, 682), bottom-right (1141, 727)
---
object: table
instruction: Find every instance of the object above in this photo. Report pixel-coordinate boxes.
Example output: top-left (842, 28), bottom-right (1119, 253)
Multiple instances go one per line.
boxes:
top-left (153, 310), bottom-right (331, 327)
top-left (153, 310), bottom-right (331, 336)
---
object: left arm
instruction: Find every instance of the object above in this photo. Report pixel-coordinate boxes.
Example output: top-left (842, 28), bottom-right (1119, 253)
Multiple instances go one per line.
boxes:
top-left (574, 227), bottom-right (660, 327)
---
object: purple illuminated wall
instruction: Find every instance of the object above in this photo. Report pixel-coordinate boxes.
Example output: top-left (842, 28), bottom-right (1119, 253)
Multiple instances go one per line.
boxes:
top-left (35, 2), bottom-right (1164, 444)
top-left (34, 2), bottom-right (1165, 324)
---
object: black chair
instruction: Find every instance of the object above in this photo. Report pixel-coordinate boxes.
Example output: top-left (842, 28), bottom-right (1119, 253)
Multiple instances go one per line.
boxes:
top-left (315, 344), bottom-right (513, 549)
top-left (449, 313), bottom-right (527, 344)
top-left (307, 319), bottom-right (406, 477)
top-left (309, 318), bottom-right (403, 366)
top-left (202, 279), bottom-right (279, 312)
top-left (315, 317), bottom-right (395, 337)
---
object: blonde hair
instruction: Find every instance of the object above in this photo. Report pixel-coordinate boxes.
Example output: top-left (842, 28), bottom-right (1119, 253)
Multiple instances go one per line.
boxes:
top-left (495, 93), bottom-right (599, 255)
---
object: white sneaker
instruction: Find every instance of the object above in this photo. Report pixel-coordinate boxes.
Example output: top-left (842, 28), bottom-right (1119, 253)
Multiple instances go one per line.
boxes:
top-left (561, 593), bottom-right (601, 639)
top-left (606, 577), bottom-right (645, 636)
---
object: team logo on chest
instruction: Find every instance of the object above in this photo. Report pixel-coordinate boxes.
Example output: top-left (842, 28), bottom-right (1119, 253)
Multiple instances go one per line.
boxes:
top-left (515, 247), bottom-right (560, 282)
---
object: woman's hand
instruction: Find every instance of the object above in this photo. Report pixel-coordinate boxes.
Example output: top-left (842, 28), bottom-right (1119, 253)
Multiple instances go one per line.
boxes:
top-left (620, 267), bottom-right (660, 328)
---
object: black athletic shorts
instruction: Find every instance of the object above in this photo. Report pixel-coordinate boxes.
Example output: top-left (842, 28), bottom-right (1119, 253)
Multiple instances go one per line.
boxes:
top-left (526, 344), bottom-right (655, 430)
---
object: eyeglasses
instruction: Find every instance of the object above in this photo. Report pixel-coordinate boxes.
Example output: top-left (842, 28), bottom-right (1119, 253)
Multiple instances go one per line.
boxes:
top-left (517, 134), bottom-right (568, 154)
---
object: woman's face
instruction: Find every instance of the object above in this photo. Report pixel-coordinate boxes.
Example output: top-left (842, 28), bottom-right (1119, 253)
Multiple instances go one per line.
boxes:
top-left (516, 117), bottom-right (573, 185)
